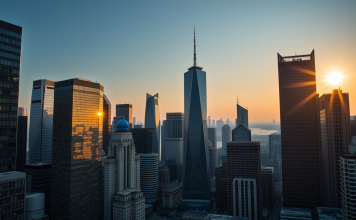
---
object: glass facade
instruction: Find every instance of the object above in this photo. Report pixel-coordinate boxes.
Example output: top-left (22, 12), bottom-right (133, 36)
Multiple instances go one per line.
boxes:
top-left (102, 94), bottom-right (111, 154)
top-left (51, 78), bottom-right (103, 219)
top-left (0, 20), bottom-right (22, 173)
top-left (183, 67), bottom-right (210, 204)
top-left (236, 104), bottom-right (248, 128)
top-left (29, 79), bottom-right (55, 164)
top-left (145, 93), bottom-right (160, 160)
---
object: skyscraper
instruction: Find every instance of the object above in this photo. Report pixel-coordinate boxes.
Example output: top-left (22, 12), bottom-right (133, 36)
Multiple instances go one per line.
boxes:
top-left (103, 94), bottom-right (111, 155)
top-left (131, 128), bottom-right (157, 154)
top-left (116, 104), bottom-right (132, 128)
top-left (163, 112), bottom-right (184, 163)
top-left (236, 96), bottom-right (248, 128)
top-left (320, 89), bottom-right (351, 208)
top-left (221, 124), bottom-right (231, 152)
top-left (145, 93), bottom-right (161, 160)
top-left (16, 113), bottom-right (27, 172)
top-left (161, 120), bottom-right (166, 161)
top-left (261, 166), bottom-right (275, 210)
top-left (29, 79), bottom-right (56, 164)
top-left (208, 128), bottom-right (218, 179)
top-left (232, 123), bottom-right (251, 142)
top-left (351, 116), bottom-right (356, 137)
top-left (140, 153), bottom-right (159, 204)
top-left (277, 50), bottom-right (320, 209)
top-left (182, 30), bottom-right (210, 209)
top-left (0, 20), bottom-right (22, 172)
top-left (51, 78), bottom-right (103, 219)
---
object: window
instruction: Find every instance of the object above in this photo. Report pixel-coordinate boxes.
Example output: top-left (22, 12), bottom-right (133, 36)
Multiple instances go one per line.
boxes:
top-left (0, 36), bottom-right (21, 46)
top-left (0, 28), bottom-right (21, 39)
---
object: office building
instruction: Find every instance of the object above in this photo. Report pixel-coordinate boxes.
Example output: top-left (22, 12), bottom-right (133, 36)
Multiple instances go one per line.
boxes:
top-left (0, 21), bottom-right (22, 172)
top-left (316, 207), bottom-right (342, 220)
top-left (232, 124), bottom-right (251, 142)
top-left (212, 120), bottom-right (216, 128)
top-left (29, 79), bottom-right (56, 164)
top-left (340, 136), bottom-right (356, 219)
top-left (104, 117), bottom-right (144, 220)
top-left (165, 159), bottom-right (182, 182)
top-left (116, 104), bottom-right (132, 128)
top-left (164, 138), bottom-right (183, 165)
top-left (131, 128), bottom-right (158, 154)
top-left (140, 153), bottom-right (158, 204)
top-left (351, 116), bottom-right (356, 137)
top-left (182, 30), bottom-right (210, 209)
top-left (166, 112), bottom-right (184, 138)
top-left (51, 78), bottom-right (103, 219)
top-left (277, 50), bottom-right (320, 209)
top-left (25, 192), bottom-right (49, 220)
top-left (0, 171), bottom-right (26, 219)
top-left (18, 106), bottom-right (27, 116)
top-left (320, 89), bottom-right (351, 207)
top-left (280, 208), bottom-right (312, 220)
top-left (16, 113), bottom-right (27, 172)
top-left (145, 93), bottom-right (161, 160)
top-left (261, 167), bottom-right (275, 210)
top-left (133, 117), bottom-right (136, 126)
top-left (227, 142), bottom-right (262, 220)
top-left (103, 94), bottom-right (111, 155)
top-left (24, 163), bottom-right (51, 216)
top-left (222, 125), bottom-right (231, 152)
top-left (236, 98), bottom-right (248, 128)
top-left (215, 163), bottom-right (227, 210)
top-left (208, 128), bottom-right (218, 179)
top-left (158, 165), bottom-right (170, 185)
top-left (162, 181), bottom-right (182, 209)
top-left (161, 120), bottom-right (166, 161)
top-left (268, 133), bottom-right (281, 160)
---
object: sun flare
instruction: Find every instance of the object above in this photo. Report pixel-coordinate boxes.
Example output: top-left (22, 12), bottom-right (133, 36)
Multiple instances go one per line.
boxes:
top-left (326, 71), bottom-right (343, 85)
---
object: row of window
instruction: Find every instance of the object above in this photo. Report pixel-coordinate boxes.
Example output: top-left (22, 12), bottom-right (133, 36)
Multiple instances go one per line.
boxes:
top-left (0, 135), bottom-right (16, 141)
top-left (0, 66), bottom-right (19, 75)
top-left (0, 121), bottom-right (16, 127)
top-left (0, 106), bottom-right (17, 111)
top-left (0, 91), bottom-right (18, 96)
top-left (0, 36), bottom-right (21, 46)
top-left (0, 157), bottom-right (15, 164)
top-left (0, 43), bottom-right (21, 54)
top-left (0, 75), bottom-right (19, 82)
top-left (0, 82), bottom-right (18, 89)
top-left (0, 59), bottom-right (19, 68)
top-left (0, 98), bottom-right (17, 104)
top-left (0, 28), bottom-right (21, 39)
top-left (0, 113), bottom-right (17, 119)
top-left (0, 164), bottom-right (15, 172)
top-left (0, 51), bottom-right (20, 61)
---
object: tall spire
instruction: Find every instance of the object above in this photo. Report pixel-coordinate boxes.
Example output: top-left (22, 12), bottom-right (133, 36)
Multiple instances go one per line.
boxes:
top-left (236, 93), bottom-right (239, 104)
top-left (194, 26), bottom-right (196, 67)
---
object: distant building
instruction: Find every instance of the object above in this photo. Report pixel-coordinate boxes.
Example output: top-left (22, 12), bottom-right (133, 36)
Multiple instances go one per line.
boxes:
top-left (161, 120), bottom-right (166, 162)
top-left (280, 207), bottom-right (312, 220)
top-left (16, 115), bottom-right (27, 172)
top-left (158, 165), bottom-right (170, 185)
top-left (133, 117), bottom-right (136, 126)
top-left (162, 181), bottom-right (182, 209)
top-left (208, 128), bottom-right (218, 179)
top-left (215, 163), bottom-right (227, 210)
top-left (222, 125), bottom-right (231, 152)
top-left (227, 142), bottom-right (262, 220)
top-left (25, 192), bottom-right (49, 220)
top-left (236, 101), bottom-right (248, 128)
top-left (134, 125), bottom-right (142, 128)
top-left (166, 113), bottom-right (184, 138)
top-left (261, 167), bottom-right (275, 209)
top-left (18, 106), bottom-right (27, 116)
top-left (212, 120), bottom-right (216, 128)
top-left (165, 138), bottom-right (183, 165)
top-left (268, 133), bottom-right (282, 182)
top-left (316, 207), bottom-right (342, 220)
top-left (278, 50), bottom-right (320, 209)
top-left (351, 116), bottom-right (356, 137)
top-left (145, 93), bottom-right (160, 160)
top-left (320, 89), bottom-right (351, 207)
top-left (0, 171), bottom-right (26, 219)
top-left (165, 159), bottom-right (182, 182)
top-left (140, 153), bottom-right (158, 204)
top-left (232, 123), bottom-right (251, 142)
top-left (116, 104), bottom-right (133, 128)
top-left (131, 128), bottom-right (158, 154)
top-left (103, 94), bottom-right (111, 155)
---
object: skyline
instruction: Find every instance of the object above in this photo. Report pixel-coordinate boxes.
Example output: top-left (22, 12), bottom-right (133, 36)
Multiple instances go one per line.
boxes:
top-left (1, 0), bottom-right (356, 123)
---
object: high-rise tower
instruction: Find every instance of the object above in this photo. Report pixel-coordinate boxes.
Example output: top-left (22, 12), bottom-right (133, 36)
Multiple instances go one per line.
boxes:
top-left (277, 50), bottom-right (320, 209)
top-left (145, 93), bottom-right (160, 160)
top-left (236, 95), bottom-right (248, 128)
top-left (103, 94), bottom-right (111, 155)
top-left (182, 29), bottom-right (210, 209)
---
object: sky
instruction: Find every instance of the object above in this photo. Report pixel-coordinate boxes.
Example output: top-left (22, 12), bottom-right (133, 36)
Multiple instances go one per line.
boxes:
top-left (1, 0), bottom-right (356, 123)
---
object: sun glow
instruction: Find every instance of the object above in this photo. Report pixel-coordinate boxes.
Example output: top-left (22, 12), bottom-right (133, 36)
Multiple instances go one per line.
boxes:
top-left (326, 71), bottom-right (343, 85)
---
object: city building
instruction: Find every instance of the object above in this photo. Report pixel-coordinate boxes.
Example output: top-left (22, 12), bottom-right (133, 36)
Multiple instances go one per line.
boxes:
top-left (25, 192), bottom-right (49, 220)
top-left (161, 120), bottom-right (166, 162)
top-left (227, 142), bottom-right (262, 220)
top-left (165, 159), bottom-right (182, 182)
top-left (280, 208), bottom-right (312, 220)
top-left (205, 214), bottom-right (247, 220)
top-left (51, 78), bottom-right (103, 219)
top-left (261, 166), bottom-right (275, 210)
top-left (104, 117), bottom-right (144, 220)
top-left (316, 207), bottom-right (342, 220)
top-left (29, 79), bottom-right (56, 164)
top-left (158, 165), bottom-right (170, 185)
top-left (166, 113), bottom-right (184, 138)
top-left (268, 133), bottom-right (282, 182)
top-left (236, 98), bottom-right (248, 128)
top-left (116, 104), bottom-right (133, 128)
top-left (0, 171), bottom-right (26, 219)
top-left (351, 116), bottom-right (356, 137)
top-left (339, 136), bottom-right (356, 219)
top-left (231, 123), bottom-right (251, 142)
top-left (103, 94), bottom-right (111, 155)
top-left (131, 128), bottom-right (158, 154)
top-left (320, 89), bottom-right (351, 207)
top-left (145, 204), bottom-right (153, 220)
top-left (140, 153), bottom-right (158, 204)
top-left (162, 181), bottom-right (182, 209)
top-left (212, 120), bottom-right (216, 128)
top-left (222, 125), bottom-right (232, 152)
top-left (18, 106), bottom-right (27, 116)
top-left (215, 163), bottom-right (227, 210)
top-left (16, 112), bottom-right (27, 172)
top-left (182, 30), bottom-right (210, 209)
top-left (164, 138), bottom-right (183, 165)
top-left (0, 20), bottom-right (22, 173)
top-left (277, 50), bottom-right (321, 209)
top-left (24, 163), bottom-right (51, 216)
top-left (208, 128), bottom-right (218, 179)
top-left (145, 93), bottom-right (161, 160)
top-left (133, 117), bottom-right (136, 126)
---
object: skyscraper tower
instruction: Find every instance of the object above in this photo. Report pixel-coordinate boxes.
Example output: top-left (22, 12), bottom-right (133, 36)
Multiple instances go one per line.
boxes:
top-left (145, 93), bottom-right (160, 160)
top-left (103, 94), bottom-right (111, 155)
top-left (236, 95), bottom-right (248, 128)
top-left (116, 104), bottom-right (133, 128)
top-left (277, 50), bottom-right (320, 209)
top-left (51, 78), bottom-right (103, 219)
top-left (16, 108), bottom-right (27, 172)
top-left (0, 20), bottom-right (22, 172)
top-left (182, 29), bottom-right (210, 209)
top-left (29, 79), bottom-right (56, 164)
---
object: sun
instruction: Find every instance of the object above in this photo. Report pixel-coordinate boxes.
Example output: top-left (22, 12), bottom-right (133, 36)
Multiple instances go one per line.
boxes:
top-left (326, 71), bottom-right (343, 85)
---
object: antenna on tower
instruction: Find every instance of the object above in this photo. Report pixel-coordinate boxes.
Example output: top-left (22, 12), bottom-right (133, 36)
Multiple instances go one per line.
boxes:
top-left (236, 93), bottom-right (239, 105)
top-left (194, 26), bottom-right (196, 67)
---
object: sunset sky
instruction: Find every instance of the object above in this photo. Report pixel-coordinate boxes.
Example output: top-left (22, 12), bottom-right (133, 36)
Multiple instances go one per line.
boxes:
top-left (2, 0), bottom-right (356, 123)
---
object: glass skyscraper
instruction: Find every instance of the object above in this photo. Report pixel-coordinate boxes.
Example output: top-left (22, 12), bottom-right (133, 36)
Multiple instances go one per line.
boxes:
top-left (29, 79), bottom-right (56, 164)
top-left (182, 30), bottom-right (210, 209)
top-left (145, 93), bottom-right (160, 159)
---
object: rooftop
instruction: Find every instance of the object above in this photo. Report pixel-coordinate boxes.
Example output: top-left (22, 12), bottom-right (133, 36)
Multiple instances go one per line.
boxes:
top-left (280, 207), bottom-right (312, 217)
top-left (317, 207), bottom-right (343, 220)
top-left (0, 171), bottom-right (26, 182)
top-left (277, 50), bottom-right (314, 63)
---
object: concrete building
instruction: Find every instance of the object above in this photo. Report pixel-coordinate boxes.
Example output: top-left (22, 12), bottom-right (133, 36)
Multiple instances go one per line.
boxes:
top-left (215, 163), bottom-right (227, 210)
top-left (280, 208), bottom-right (312, 220)
top-left (104, 117), bottom-right (144, 220)
top-left (103, 94), bottom-right (111, 155)
top-left (145, 93), bottom-right (160, 160)
top-left (0, 171), bottom-right (26, 219)
top-left (340, 136), bottom-right (356, 219)
top-left (227, 142), bottom-right (262, 220)
top-left (222, 125), bottom-right (232, 152)
top-left (261, 167), bottom-right (275, 210)
top-left (316, 207), bottom-right (342, 220)
top-left (320, 89), bottom-right (351, 208)
top-left (116, 104), bottom-right (133, 128)
top-left (232, 124), bottom-right (251, 142)
top-left (164, 138), bottom-right (183, 165)
top-left (140, 153), bottom-right (158, 204)
top-left (277, 50), bottom-right (321, 209)
top-left (162, 181), bottom-right (182, 209)
top-left (25, 192), bottom-right (49, 220)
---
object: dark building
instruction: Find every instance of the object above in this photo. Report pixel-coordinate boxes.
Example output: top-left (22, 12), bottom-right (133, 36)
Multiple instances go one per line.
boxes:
top-left (232, 123), bottom-right (251, 142)
top-left (159, 165), bottom-right (170, 185)
top-left (16, 115), bottom-right (27, 172)
top-left (24, 163), bottom-right (52, 216)
top-left (165, 159), bottom-right (182, 182)
top-left (116, 104), bottom-right (132, 128)
top-left (236, 99), bottom-right (248, 128)
top-left (277, 50), bottom-right (321, 209)
top-left (103, 94), bottom-right (111, 155)
top-left (215, 163), bottom-right (227, 210)
top-left (208, 128), bottom-right (218, 179)
top-left (261, 166), bottom-right (275, 210)
top-left (227, 141), bottom-right (262, 220)
top-left (131, 128), bottom-right (157, 154)
top-left (351, 116), bottom-right (356, 137)
top-left (166, 113), bottom-right (184, 138)
top-left (320, 89), bottom-right (351, 208)
top-left (0, 20), bottom-right (22, 173)
top-left (161, 120), bottom-right (166, 161)
top-left (51, 78), bottom-right (103, 219)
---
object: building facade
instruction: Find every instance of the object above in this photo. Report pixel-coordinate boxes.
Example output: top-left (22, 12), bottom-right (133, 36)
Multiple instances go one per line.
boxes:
top-left (131, 128), bottom-right (157, 154)
top-left (261, 167), bottom-right (275, 210)
top-left (16, 115), bottom-right (27, 172)
top-left (351, 116), bottom-right (356, 137)
top-left (165, 159), bottom-right (182, 182)
top-left (162, 181), bottom-right (182, 209)
top-left (140, 153), bottom-right (158, 204)
top-left (208, 128), bottom-right (218, 179)
top-left (103, 94), bottom-right (111, 155)
top-left (232, 124), bottom-right (251, 142)
top-left (51, 78), bottom-right (103, 219)
top-left (145, 93), bottom-right (161, 160)
top-left (29, 79), bottom-right (56, 164)
top-left (236, 102), bottom-right (248, 128)
top-left (277, 50), bottom-right (321, 209)
top-left (164, 138), bottom-right (183, 165)
top-left (116, 104), bottom-right (132, 128)
top-left (215, 163), bottom-right (227, 210)
top-left (222, 125), bottom-right (232, 152)
top-left (0, 21), bottom-right (22, 172)
top-left (25, 192), bottom-right (49, 220)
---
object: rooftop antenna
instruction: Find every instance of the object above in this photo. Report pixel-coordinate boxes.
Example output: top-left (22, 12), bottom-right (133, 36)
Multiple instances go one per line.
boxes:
top-left (236, 93), bottom-right (239, 105)
top-left (194, 26), bottom-right (196, 67)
